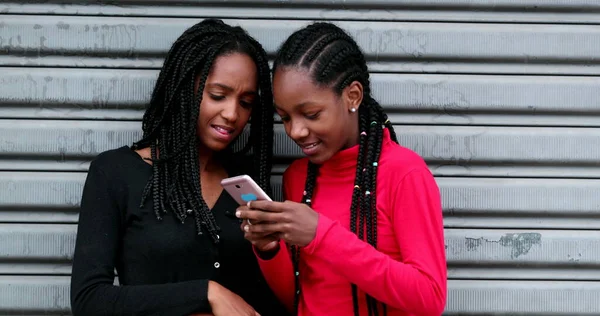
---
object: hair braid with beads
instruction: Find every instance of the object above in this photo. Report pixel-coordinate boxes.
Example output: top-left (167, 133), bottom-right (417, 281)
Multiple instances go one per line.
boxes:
top-left (132, 19), bottom-right (274, 244)
top-left (274, 22), bottom-right (398, 316)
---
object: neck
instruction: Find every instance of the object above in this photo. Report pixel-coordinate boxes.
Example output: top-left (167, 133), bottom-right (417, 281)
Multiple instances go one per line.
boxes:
top-left (343, 117), bottom-right (360, 150)
top-left (198, 146), bottom-right (221, 173)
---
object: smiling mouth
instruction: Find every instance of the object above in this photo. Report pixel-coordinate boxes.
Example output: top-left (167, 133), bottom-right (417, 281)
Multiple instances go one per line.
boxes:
top-left (212, 125), bottom-right (234, 135)
top-left (299, 141), bottom-right (321, 155)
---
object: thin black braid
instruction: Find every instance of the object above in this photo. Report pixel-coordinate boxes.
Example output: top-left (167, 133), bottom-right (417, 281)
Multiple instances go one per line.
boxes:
top-left (363, 105), bottom-right (385, 316)
top-left (244, 34), bottom-right (274, 192)
top-left (291, 162), bottom-right (319, 315)
top-left (135, 19), bottom-right (273, 242)
top-left (275, 21), bottom-right (401, 316)
top-left (351, 106), bottom-right (370, 316)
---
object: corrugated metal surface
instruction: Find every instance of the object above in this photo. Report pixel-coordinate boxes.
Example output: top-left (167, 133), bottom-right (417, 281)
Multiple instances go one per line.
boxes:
top-left (1, 1), bottom-right (599, 314)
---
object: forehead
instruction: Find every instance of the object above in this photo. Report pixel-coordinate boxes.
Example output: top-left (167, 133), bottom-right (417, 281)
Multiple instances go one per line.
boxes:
top-left (206, 52), bottom-right (258, 87)
top-left (273, 67), bottom-right (337, 109)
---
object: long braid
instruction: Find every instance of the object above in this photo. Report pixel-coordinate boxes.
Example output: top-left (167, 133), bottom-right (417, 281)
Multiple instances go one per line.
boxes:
top-left (351, 106), bottom-right (370, 316)
top-left (292, 162), bottom-right (319, 314)
top-left (274, 22), bottom-right (400, 316)
top-left (134, 19), bottom-right (273, 242)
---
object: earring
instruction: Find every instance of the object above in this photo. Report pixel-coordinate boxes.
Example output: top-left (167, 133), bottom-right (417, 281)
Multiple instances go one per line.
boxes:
top-left (350, 108), bottom-right (356, 113)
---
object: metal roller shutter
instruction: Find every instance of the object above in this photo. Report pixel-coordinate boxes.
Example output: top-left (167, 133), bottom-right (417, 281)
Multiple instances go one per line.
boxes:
top-left (1, 1), bottom-right (599, 314)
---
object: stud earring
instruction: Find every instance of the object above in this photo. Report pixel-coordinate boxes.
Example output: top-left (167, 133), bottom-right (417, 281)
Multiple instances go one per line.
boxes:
top-left (350, 108), bottom-right (356, 113)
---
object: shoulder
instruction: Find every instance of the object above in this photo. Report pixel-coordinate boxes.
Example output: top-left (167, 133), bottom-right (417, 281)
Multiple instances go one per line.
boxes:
top-left (282, 158), bottom-right (309, 201)
top-left (88, 146), bottom-right (142, 181)
top-left (283, 158), bottom-right (309, 183)
top-left (91, 146), bottom-right (136, 169)
top-left (379, 141), bottom-right (432, 180)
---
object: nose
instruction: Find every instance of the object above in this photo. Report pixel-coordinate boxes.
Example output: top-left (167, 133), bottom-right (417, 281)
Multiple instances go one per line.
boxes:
top-left (288, 119), bottom-right (309, 141)
top-left (220, 100), bottom-right (238, 123)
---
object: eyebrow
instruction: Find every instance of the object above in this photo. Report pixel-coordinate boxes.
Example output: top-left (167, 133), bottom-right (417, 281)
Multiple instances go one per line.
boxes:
top-left (207, 83), bottom-right (258, 96)
top-left (274, 102), bottom-right (315, 111)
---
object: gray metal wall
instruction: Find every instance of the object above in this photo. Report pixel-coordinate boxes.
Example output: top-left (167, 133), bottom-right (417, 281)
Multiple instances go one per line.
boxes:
top-left (1, 1), bottom-right (599, 314)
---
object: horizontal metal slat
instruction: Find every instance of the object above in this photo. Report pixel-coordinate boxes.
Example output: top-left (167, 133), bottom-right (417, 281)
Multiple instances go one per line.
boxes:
top-left (2, 68), bottom-right (599, 126)
top-left (0, 172), bottom-right (84, 211)
top-left (1, 1), bottom-right (600, 25)
top-left (0, 276), bottom-right (71, 315)
top-left (2, 16), bottom-right (600, 75)
top-left (446, 229), bottom-right (600, 280)
top-left (5, 55), bottom-right (600, 76)
top-left (0, 224), bottom-right (75, 262)
top-left (0, 263), bottom-right (72, 275)
top-left (445, 280), bottom-right (600, 315)
top-left (0, 68), bottom-right (155, 120)
top-left (2, 120), bottom-right (598, 177)
top-left (0, 277), bottom-right (599, 315)
top-left (4, 173), bottom-right (600, 228)
top-left (436, 177), bottom-right (600, 229)
top-left (3, 222), bottom-right (600, 280)
top-left (6, 0), bottom-right (600, 9)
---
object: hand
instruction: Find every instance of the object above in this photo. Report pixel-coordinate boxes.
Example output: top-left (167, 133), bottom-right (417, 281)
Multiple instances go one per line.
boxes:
top-left (236, 200), bottom-right (319, 247)
top-left (237, 205), bottom-right (280, 252)
top-left (208, 281), bottom-right (260, 316)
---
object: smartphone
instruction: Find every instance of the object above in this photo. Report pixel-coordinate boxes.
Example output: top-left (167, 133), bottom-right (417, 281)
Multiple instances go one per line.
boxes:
top-left (221, 174), bottom-right (272, 205)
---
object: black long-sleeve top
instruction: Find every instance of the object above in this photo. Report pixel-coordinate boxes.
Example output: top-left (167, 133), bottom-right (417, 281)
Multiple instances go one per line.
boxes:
top-left (70, 146), bottom-right (287, 316)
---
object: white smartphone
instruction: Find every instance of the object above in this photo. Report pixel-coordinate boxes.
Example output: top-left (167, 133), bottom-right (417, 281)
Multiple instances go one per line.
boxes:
top-left (220, 174), bottom-right (272, 205)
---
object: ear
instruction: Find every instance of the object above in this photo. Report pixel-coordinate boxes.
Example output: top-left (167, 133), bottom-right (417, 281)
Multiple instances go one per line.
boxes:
top-left (342, 81), bottom-right (363, 112)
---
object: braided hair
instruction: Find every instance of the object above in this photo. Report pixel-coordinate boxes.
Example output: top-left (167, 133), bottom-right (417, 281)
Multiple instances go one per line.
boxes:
top-left (274, 22), bottom-right (399, 316)
top-left (131, 19), bottom-right (274, 244)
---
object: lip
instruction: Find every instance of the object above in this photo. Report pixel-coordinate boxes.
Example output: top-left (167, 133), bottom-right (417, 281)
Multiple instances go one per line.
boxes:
top-left (211, 124), bottom-right (235, 141)
top-left (298, 141), bottom-right (321, 156)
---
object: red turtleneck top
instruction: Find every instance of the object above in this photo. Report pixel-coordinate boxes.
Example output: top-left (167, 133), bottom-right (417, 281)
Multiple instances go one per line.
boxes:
top-left (255, 128), bottom-right (447, 315)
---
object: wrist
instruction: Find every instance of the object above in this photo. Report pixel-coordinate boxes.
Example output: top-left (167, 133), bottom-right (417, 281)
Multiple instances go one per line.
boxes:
top-left (255, 241), bottom-right (281, 260)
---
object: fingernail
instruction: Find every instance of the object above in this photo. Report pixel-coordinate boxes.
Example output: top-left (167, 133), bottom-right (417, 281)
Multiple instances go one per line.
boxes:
top-left (235, 211), bottom-right (241, 218)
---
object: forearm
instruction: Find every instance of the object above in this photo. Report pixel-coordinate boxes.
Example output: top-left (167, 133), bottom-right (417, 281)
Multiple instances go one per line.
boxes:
top-left (254, 240), bottom-right (295, 313)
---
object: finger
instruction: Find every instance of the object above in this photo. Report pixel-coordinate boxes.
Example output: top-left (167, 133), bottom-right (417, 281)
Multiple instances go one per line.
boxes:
top-left (262, 239), bottom-right (280, 251)
top-left (244, 222), bottom-right (285, 235)
top-left (244, 230), bottom-right (279, 242)
top-left (249, 238), bottom-right (279, 252)
top-left (247, 200), bottom-right (286, 213)
top-left (236, 205), bottom-right (250, 212)
top-left (242, 228), bottom-right (275, 243)
top-left (248, 237), bottom-right (279, 251)
top-left (235, 205), bottom-right (272, 224)
top-left (236, 209), bottom-right (282, 223)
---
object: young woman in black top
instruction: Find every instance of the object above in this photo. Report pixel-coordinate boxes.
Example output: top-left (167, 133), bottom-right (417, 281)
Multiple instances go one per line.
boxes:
top-left (70, 19), bottom-right (286, 316)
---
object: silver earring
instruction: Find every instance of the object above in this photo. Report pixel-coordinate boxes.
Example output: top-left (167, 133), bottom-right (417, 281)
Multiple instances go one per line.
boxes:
top-left (350, 108), bottom-right (356, 113)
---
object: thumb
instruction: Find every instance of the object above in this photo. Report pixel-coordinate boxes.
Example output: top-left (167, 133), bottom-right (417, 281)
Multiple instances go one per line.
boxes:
top-left (266, 240), bottom-right (278, 249)
top-left (258, 239), bottom-right (279, 252)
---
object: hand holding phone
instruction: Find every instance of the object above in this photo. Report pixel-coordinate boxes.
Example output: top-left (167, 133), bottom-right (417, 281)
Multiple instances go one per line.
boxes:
top-left (220, 175), bottom-right (272, 206)
top-left (221, 174), bottom-right (274, 234)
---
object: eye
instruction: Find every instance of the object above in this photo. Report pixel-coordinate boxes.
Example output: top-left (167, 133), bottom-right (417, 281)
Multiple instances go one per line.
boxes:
top-left (305, 111), bottom-right (320, 120)
top-left (209, 94), bottom-right (225, 101)
top-left (276, 112), bottom-right (290, 122)
top-left (240, 99), bottom-right (255, 109)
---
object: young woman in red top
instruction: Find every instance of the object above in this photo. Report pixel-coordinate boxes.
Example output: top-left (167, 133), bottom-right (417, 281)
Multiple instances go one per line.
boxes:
top-left (236, 22), bottom-right (447, 316)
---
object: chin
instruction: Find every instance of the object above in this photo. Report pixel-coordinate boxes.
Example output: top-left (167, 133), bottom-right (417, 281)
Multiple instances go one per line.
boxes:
top-left (199, 139), bottom-right (230, 153)
top-left (209, 143), bottom-right (230, 152)
top-left (306, 152), bottom-right (332, 165)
